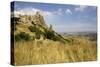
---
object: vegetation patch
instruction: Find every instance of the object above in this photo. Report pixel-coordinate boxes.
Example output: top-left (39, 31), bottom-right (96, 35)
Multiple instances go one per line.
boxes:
top-left (15, 32), bottom-right (30, 41)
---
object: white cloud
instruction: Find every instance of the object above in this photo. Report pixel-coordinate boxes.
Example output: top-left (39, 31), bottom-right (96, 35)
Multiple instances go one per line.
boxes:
top-left (75, 6), bottom-right (88, 12)
top-left (13, 8), bottom-right (54, 17)
top-left (13, 8), bottom-right (68, 17)
top-left (57, 8), bottom-right (62, 15)
top-left (32, 8), bottom-right (40, 12)
top-left (53, 8), bottom-right (63, 15)
top-left (31, 8), bottom-right (53, 16)
top-left (65, 9), bottom-right (72, 15)
top-left (41, 11), bottom-right (53, 16)
top-left (14, 8), bottom-right (36, 15)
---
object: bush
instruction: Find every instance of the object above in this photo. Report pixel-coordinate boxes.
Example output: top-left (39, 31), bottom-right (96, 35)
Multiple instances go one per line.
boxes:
top-left (52, 36), bottom-right (58, 41)
top-left (15, 34), bottom-right (21, 41)
top-left (28, 26), bottom-right (36, 32)
top-left (43, 30), bottom-right (62, 41)
top-left (15, 32), bottom-right (30, 41)
top-left (44, 30), bottom-right (55, 40)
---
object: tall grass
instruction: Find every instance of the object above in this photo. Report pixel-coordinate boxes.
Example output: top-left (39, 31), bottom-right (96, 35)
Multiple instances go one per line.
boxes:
top-left (14, 37), bottom-right (97, 65)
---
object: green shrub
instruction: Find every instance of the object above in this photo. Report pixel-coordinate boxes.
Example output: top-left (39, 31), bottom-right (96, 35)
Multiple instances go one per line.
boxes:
top-left (15, 34), bottom-right (21, 41)
top-left (28, 26), bottom-right (36, 32)
top-left (44, 30), bottom-right (55, 40)
top-left (52, 36), bottom-right (59, 41)
top-left (15, 32), bottom-right (30, 41)
top-left (20, 32), bottom-right (30, 41)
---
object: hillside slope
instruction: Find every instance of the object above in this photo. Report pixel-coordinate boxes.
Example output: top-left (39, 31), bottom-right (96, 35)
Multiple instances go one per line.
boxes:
top-left (12, 12), bottom-right (69, 43)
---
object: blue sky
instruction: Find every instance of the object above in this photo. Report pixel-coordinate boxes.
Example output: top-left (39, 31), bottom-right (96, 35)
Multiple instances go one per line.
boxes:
top-left (12, 1), bottom-right (97, 33)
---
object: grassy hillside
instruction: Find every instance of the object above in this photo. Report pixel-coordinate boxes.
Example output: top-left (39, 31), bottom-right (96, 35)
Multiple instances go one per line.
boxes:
top-left (14, 36), bottom-right (97, 65)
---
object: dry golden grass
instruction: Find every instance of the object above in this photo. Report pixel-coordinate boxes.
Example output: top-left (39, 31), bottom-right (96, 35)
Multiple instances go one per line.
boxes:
top-left (14, 37), bottom-right (97, 65)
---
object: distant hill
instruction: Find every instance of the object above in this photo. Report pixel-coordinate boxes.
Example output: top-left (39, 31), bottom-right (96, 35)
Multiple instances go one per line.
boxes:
top-left (59, 32), bottom-right (97, 41)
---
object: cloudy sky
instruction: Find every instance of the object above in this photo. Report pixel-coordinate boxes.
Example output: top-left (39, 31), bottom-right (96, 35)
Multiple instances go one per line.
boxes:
top-left (11, 1), bottom-right (97, 33)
